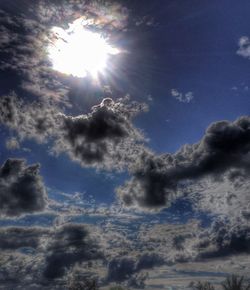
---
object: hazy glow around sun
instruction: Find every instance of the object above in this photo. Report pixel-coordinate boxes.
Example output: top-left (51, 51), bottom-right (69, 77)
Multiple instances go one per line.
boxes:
top-left (48, 18), bottom-right (120, 78)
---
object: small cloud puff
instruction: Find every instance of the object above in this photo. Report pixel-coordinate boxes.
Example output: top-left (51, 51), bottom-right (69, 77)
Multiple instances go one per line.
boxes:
top-left (171, 89), bottom-right (194, 103)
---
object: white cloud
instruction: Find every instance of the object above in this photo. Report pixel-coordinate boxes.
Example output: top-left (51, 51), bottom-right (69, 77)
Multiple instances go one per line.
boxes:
top-left (237, 36), bottom-right (250, 59)
top-left (171, 89), bottom-right (194, 103)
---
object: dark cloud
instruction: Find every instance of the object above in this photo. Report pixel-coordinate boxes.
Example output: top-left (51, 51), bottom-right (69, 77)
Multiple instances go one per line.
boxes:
top-left (0, 94), bottom-right (148, 171)
top-left (0, 226), bottom-right (48, 250)
top-left (53, 97), bottom-right (147, 170)
top-left (106, 252), bottom-right (164, 285)
top-left (118, 116), bottom-right (250, 209)
top-left (197, 220), bottom-right (250, 259)
top-left (107, 256), bottom-right (136, 282)
top-left (0, 223), bottom-right (105, 288)
top-left (136, 252), bottom-right (165, 271)
top-left (43, 223), bottom-right (102, 280)
top-left (0, 159), bottom-right (48, 217)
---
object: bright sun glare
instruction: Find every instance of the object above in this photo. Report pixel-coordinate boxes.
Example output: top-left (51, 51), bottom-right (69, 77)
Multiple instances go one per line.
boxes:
top-left (48, 18), bottom-right (120, 78)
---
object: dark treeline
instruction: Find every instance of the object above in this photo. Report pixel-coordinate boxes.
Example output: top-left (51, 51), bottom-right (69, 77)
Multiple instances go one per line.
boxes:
top-left (67, 274), bottom-right (250, 290)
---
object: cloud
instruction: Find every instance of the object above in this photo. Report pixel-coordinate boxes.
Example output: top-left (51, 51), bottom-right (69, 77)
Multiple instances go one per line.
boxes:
top-left (188, 176), bottom-right (250, 224)
top-left (0, 223), bottom-right (105, 287)
top-left (106, 253), bottom-right (164, 287)
top-left (171, 89), bottom-right (194, 103)
top-left (0, 219), bottom-right (248, 288)
top-left (0, 94), bottom-right (148, 171)
top-left (137, 220), bottom-right (201, 264)
top-left (196, 219), bottom-right (250, 259)
top-left (0, 93), bottom-right (61, 143)
top-left (237, 36), bottom-right (250, 59)
top-left (53, 97), bottom-right (148, 170)
top-left (43, 223), bottom-right (103, 280)
top-left (0, 158), bottom-right (48, 217)
top-left (107, 256), bottom-right (136, 282)
top-left (0, 226), bottom-right (48, 250)
top-left (117, 116), bottom-right (250, 209)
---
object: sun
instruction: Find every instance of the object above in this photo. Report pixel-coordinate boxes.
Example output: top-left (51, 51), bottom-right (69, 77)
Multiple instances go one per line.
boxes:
top-left (48, 18), bottom-right (120, 78)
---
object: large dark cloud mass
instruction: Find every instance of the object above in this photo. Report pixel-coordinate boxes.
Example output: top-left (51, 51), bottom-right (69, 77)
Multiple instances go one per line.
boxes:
top-left (118, 116), bottom-right (250, 209)
top-left (43, 223), bottom-right (102, 280)
top-left (0, 158), bottom-right (47, 217)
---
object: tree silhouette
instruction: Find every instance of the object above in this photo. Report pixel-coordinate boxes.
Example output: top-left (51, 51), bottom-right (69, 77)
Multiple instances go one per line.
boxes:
top-left (222, 275), bottom-right (250, 290)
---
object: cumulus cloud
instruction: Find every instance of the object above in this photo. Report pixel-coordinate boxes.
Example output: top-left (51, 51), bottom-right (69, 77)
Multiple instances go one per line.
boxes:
top-left (195, 219), bottom-right (250, 259)
top-left (0, 94), bottom-right (148, 171)
top-left (0, 158), bottom-right (48, 217)
top-left (171, 89), bottom-right (194, 103)
top-left (117, 116), bottom-right (250, 209)
top-left (237, 36), bottom-right (250, 59)
top-left (53, 97), bottom-right (147, 170)
top-left (43, 223), bottom-right (102, 280)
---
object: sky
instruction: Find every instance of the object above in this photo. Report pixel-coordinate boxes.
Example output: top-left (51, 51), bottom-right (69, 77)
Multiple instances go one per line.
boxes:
top-left (0, 0), bottom-right (249, 289)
